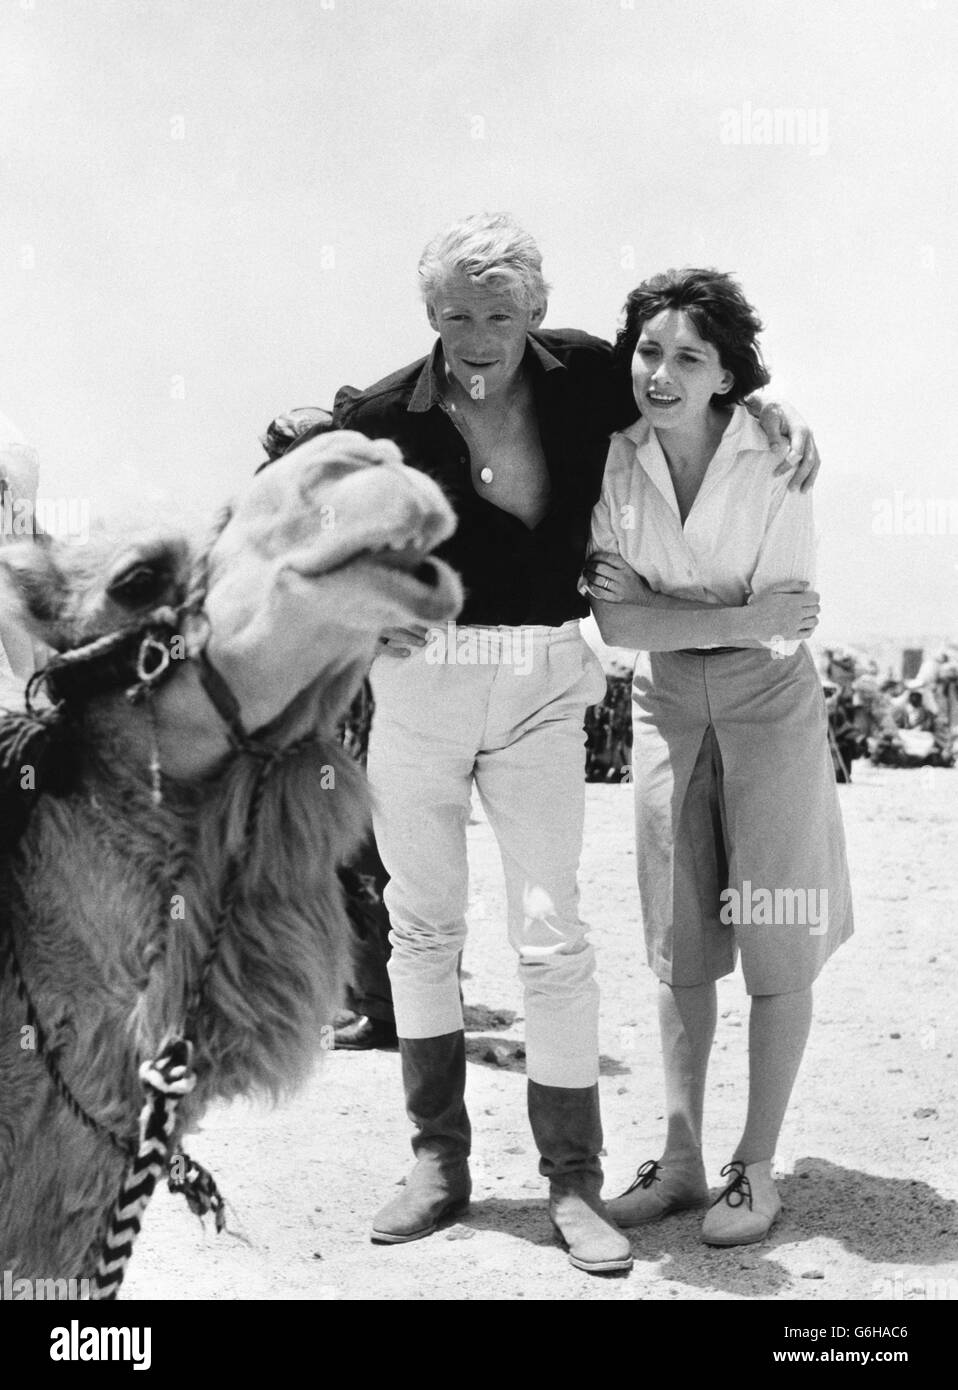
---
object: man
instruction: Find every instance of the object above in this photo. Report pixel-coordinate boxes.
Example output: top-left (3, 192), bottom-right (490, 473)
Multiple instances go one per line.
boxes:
top-left (299, 214), bottom-right (820, 1274)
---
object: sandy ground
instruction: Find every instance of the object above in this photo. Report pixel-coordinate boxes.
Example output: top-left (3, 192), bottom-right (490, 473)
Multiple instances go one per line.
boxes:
top-left (125, 763), bottom-right (958, 1302)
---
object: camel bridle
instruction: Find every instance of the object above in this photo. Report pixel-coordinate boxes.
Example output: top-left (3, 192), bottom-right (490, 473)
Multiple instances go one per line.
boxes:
top-left (4, 537), bottom-right (322, 1301)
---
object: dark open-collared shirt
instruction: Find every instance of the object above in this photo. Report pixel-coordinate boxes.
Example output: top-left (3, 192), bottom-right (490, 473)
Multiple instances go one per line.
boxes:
top-left (326, 330), bottom-right (635, 627)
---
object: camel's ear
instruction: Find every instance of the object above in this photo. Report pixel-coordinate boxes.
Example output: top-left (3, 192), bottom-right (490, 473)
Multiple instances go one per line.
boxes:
top-left (0, 538), bottom-right (69, 640)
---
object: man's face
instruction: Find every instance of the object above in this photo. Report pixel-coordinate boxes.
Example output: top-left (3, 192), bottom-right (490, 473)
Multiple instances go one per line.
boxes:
top-left (426, 272), bottom-right (545, 400)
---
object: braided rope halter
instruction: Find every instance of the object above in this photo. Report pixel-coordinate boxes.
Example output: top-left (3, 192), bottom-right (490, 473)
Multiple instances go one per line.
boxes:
top-left (3, 522), bottom-right (319, 1300)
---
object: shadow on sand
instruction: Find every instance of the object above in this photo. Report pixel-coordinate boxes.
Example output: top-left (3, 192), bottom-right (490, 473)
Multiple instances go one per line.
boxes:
top-left (446, 1158), bottom-right (958, 1296)
top-left (465, 1035), bottom-right (628, 1078)
top-left (463, 1000), bottom-right (629, 1076)
top-left (454, 1196), bottom-right (632, 1278)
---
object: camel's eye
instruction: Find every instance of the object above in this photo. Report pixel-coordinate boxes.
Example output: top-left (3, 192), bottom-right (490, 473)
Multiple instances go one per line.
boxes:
top-left (106, 562), bottom-right (167, 607)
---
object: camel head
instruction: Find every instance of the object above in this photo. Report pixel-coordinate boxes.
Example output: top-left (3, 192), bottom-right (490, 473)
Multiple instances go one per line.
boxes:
top-left (0, 431), bottom-right (462, 761)
top-left (199, 429), bottom-right (462, 734)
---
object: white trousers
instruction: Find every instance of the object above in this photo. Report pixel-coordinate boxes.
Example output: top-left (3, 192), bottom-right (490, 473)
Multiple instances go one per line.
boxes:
top-left (367, 622), bottom-right (608, 1088)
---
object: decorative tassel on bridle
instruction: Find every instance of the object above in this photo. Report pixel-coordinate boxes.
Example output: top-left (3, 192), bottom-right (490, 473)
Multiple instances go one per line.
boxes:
top-left (88, 1039), bottom-right (230, 1301)
top-left (8, 931), bottom-right (228, 1289)
top-left (91, 1039), bottom-right (197, 1300)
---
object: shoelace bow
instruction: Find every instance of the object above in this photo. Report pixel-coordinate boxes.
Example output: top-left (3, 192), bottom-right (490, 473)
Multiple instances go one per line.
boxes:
top-left (621, 1159), bottom-right (662, 1195)
top-left (711, 1161), bottom-right (752, 1210)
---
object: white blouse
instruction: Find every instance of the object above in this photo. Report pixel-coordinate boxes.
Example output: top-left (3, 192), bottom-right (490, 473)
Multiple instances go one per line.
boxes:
top-left (588, 404), bottom-right (817, 653)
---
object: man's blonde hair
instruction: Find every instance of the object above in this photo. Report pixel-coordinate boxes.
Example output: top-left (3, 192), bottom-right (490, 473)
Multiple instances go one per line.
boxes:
top-left (418, 212), bottom-right (550, 312)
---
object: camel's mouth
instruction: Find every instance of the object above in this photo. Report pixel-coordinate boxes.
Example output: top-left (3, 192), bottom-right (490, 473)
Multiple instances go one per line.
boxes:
top-left (345, 546), bottom-right (462, 621)
top-left (290, 520), bottom-right (447, 580)
top-left (291, 529), bottom-right (461, 621)
top-left (353, 540), bottom-right (441, 586)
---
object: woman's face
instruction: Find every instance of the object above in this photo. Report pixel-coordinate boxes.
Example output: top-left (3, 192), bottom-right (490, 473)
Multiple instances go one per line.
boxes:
top-left (631, 309), bottom-right (734, 429)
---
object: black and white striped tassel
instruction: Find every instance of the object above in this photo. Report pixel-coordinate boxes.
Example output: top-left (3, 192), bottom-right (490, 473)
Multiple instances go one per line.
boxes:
top-left (91, 1037), bottom-right (196, 1301)
top-left (167, 1148), bottom-right (228, 1231)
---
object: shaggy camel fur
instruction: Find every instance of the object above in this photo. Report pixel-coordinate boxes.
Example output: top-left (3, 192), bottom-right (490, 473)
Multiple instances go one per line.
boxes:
top-left (0, 431), bottom-right (461, 1283)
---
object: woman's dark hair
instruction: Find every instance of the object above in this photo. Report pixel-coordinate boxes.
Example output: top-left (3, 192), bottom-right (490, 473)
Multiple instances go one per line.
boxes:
top-left (614, 268), bottom-right (770, 406)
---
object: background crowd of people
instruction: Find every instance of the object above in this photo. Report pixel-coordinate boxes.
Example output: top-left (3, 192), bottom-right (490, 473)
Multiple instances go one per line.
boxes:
top-left (584, 645), bottom-right (958, 785)
top-left (819, 646), bottom-right (958, 779)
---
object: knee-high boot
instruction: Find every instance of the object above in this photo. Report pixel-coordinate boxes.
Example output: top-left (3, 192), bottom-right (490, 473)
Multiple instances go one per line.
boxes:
top-left (370, 1032), bottom-right (472, 1243)
top-left (527, 1080), bottom-right (633, 1274)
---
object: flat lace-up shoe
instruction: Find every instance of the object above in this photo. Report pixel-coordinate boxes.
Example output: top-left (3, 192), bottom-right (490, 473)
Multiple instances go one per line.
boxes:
top-left (701, 1159), bottom-right (781, 1247)
top-left (606, 1158), bottom-right (709, 1228)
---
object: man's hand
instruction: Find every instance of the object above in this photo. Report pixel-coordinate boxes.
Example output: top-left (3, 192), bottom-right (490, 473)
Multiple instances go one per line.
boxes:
top-left (756, 401), bottom-right (820, 493)
top-left (260, 407), bottom-right (333, 462)
top-left (746, 582), bottom-right (820, 642)
top-left (378, 624), bottom-right (430, 658)
top-left (581, 551), bottom-right (649, 604)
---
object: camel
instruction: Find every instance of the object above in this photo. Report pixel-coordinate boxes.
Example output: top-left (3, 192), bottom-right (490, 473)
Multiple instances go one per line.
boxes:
top-left (0, 430), bottom-right (462, 1293)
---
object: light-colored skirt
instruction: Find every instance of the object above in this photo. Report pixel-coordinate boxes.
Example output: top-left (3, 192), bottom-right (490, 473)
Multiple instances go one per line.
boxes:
top-left (631, 644), bottom-right (853, 994)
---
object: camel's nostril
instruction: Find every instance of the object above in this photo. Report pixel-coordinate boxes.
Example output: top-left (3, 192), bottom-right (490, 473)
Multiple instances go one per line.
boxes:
top-left (422, 506), bottom-right (455, 544)
top-left (414, 560), bottom-right (439, 588)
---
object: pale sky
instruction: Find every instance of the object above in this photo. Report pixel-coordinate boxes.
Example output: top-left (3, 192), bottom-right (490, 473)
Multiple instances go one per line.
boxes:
top-left (1, 0), bottom-right (956, 642)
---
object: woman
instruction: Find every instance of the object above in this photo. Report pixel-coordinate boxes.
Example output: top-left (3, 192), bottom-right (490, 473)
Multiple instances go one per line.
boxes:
top-left (582, 268), bottom-right (853, 1246)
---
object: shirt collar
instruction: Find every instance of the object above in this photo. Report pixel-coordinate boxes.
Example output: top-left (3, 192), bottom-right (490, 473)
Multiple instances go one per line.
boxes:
top-left (618, 403), bottom-right (767, 460)
top-left (406, 334), bottom-right (565, 414)
top-left (721, 403), bottom-right (772, 454)
top-left (407, 341), bottom-right (446, 413)
top-left (617, 404), bottom-right (768, 519)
